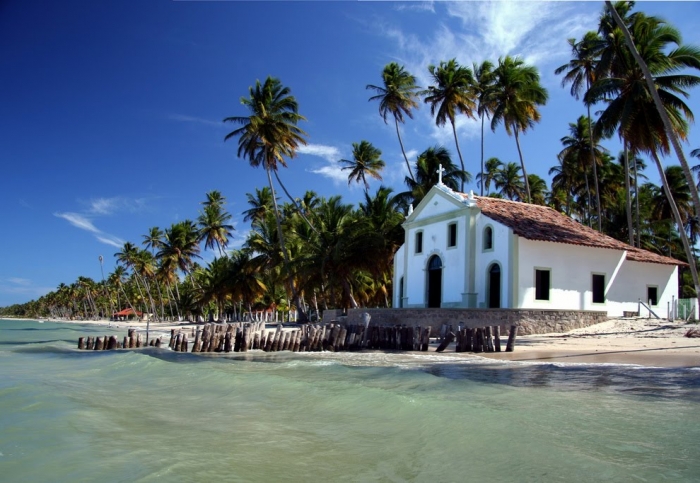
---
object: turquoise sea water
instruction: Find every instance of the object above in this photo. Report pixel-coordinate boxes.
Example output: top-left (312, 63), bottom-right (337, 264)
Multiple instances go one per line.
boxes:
top-left (1, 319), bottom-right (700, 482)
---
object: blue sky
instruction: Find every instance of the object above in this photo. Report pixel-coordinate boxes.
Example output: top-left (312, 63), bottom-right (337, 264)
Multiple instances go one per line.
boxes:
top-left (2, 0), bottom-right (700, 307)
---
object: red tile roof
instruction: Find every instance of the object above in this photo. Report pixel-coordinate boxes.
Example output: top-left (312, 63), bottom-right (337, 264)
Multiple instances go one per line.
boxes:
top-left (465, 194), bottom-right (685, 266)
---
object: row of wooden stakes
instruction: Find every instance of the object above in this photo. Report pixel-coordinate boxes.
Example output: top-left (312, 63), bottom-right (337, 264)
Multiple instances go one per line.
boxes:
top-left (77, 322), bottom-right (518, 353)
top-left (78, 329), bottom-right (163, 351)
top-left (436, 325), bottom-right (518, 353)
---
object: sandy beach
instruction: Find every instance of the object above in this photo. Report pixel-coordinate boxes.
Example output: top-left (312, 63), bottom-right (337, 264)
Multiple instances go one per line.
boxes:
top-left (479, 317), bottom-right (700, 368)
top-left (41, 316), bottom-right (700, 368)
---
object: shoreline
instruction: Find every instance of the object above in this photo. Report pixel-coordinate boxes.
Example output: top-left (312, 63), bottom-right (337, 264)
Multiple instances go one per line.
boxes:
top-left (5, 316), bottom-right (700, 369)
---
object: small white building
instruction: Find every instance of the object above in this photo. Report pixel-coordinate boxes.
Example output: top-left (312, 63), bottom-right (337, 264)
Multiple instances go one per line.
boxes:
top-left (393, 183), bottom-right (684, 317)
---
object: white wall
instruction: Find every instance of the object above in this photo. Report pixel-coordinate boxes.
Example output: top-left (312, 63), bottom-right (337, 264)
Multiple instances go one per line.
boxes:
top-left (474, 215), bottom-right (511, 308)
top-left (516, 238), bottom-right (678, 316)
top-left (393, 245), bottom-right (405, 307)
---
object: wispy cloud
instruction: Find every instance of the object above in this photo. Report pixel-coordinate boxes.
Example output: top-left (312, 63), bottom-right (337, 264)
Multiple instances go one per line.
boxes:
top-left (86, 196), bottom-right (151, 215)
top-left (376, 1), bottom-right (596, 141)
top-left (309, 163), bottom-right (349, 185)
top-left (54, 212), bottom-right (124, 248)
top-left (168, 113), bottom-right (222, 128)
top-left (299, 143), bottom-right (352, 185)
top-left (55, 212), bottom-right (101, 234)
top-left (7, 278), bottom-right (31, 286)
top-left (395, 1), bottom-right (435, 14)
top-left (298, 143), bottom-right (342, 163)
top-left (95, 235), bottom-right (126, 249)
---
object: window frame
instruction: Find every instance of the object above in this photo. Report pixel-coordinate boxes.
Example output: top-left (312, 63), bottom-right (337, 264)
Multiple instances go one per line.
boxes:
top-left (447, 222), bottom-right (457, 248)
top-left (415, 231), bottom-right (423, 254)
top-left (534, 268), bottom-right (551, 301)
top-left (483, 225), bottom-right (494, 252)
top-left (591, 273), bottom-right (606, 304)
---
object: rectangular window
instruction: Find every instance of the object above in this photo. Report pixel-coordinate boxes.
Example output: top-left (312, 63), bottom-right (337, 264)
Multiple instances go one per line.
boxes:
top-left (535, 269), bottom-right (550, 301)
top-left (647, 286), bottom-right (658, 306)
top-left (448, 223), bottom-right (457, 247)
top-left (592, 274), bottom-right (605, 303)
top-left (415, 232), bottom-right (423, 254)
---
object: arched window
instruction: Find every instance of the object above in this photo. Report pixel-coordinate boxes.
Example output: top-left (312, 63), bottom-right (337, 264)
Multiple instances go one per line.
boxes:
top-left (483, 226), bottom-right (493, 250)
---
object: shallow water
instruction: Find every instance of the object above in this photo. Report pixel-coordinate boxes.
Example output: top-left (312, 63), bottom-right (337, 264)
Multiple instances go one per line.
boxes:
top-left (1, 319), bottom-right (700, 482)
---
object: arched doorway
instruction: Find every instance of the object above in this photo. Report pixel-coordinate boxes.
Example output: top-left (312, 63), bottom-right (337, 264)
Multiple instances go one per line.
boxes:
top-left (427, 255), bottom-right (442, 308)
top-left (488, 264), bottom-right (501, 308)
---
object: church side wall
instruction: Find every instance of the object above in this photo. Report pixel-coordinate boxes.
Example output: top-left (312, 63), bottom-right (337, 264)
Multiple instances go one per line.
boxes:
top-left (516, 239), bottom-right (679, 316)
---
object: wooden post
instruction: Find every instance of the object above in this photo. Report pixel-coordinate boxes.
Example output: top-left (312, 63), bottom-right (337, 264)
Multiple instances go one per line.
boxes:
top-left (155, 337), bottom-right (162, 348)
top-left (473, 328), bottom-right (483, 353)
top-left (108, 335), bottom-right (118, 350)
top-left (493, 326), bottom-right (501, 352)
top-left (192, 329), bottom-right (202, 353)
top-left (78, 337), bottom-right (85, 350)
top-left (180, 334), bottom-right (188, 353)
top-left (436, 331), bottom-right (455, 352)
top-left (173, 333), bottom-right (182, 352)
top-left (421, 327), bottom-right (431, 352)
top-left (94, 336), bottom-right (104, 351)
top-left (505, 325), bottom-right (518, 352)
top-left (485, 326), bottom-right (494, 352)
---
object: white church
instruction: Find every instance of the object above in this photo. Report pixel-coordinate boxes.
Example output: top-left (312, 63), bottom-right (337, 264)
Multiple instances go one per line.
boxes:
top-left (393, 181), bottom-right (684, 317)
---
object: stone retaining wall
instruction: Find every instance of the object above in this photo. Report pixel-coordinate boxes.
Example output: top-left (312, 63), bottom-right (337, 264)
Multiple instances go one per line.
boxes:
top-left (322, 308), bottom-right (608, 336)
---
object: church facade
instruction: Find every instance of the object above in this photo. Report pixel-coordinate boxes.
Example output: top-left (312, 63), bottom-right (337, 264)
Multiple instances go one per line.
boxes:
top-left (393, 184), bottom-right (683, 317)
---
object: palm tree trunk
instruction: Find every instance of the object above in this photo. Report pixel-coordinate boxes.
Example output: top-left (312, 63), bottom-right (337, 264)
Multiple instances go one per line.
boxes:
top-left (513, 126), bottom-right (531, 203)
top-left (451, 118), bottom-right (466, 192)
top-left (480, 114), bottom-right (485, 196)
top-left (607, 0), bottom-right (700, 305)
top-left (265, 165), bottom-right (308, 322)
top-left (634, 159), bottom-right (641, 248)
top-left (583, 168), bottom-right (592, 227)
top-left (624, 146), bottom-right (634, 245)
top-left (395, 116), bottom-right (415, 182)
top-left (586, 101), bottom-right (602, 232)
top-left (652, 151), bottom-right (700, 297)
top-left (272, 170), bottom-right (319, 235)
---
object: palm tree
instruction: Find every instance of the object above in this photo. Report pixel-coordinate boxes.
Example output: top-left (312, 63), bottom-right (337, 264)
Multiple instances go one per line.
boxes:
top-left (651, 166), bottom-right (693, 258)
top-left (603, 2), bottom-right (700, 217)
top-left (473, 60), bottom-right (496, 196)
top-left (197, 203), bottom-right (234, 256)
top-left (202, 190), bottom-right (226, 210)
top-left (494, 162), bottom-right (526, 201)
top-left (422, 59), bottom-right (476, 191)
top-left (476, 157), bottom-right (503, 195)
top-left (556, 32), bottom-right (605, 230)
top-left (591, 6), bottom-right (700, 296)
top-left (490, 56), bottom-right (549, 203)
top-left (243, 187), bottom-right (275, 224)
top-left (396, 145), bottom-right (470, 209)
top-left (527, 174), bottom-right (549, 205)
top-left (557, 115), bottom-right (608, 227)
top-left (367, 62), bottom-right (421, 182)
top-left (340, 140), bottom-right (385, 191)
top-left (224, 76), bottom-right (309, 321)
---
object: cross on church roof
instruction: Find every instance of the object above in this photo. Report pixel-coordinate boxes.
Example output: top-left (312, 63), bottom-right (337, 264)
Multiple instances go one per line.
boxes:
top-left (437, 164), bottom-right (446, 186)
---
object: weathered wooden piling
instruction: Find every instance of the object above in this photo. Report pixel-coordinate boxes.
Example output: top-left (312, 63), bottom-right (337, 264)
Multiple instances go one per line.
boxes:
top-left (493, 326), bottom-right (501, 352)
top-left (436, 331), bottom-right (455, 352)
top-left (505, 325), bottom-right (518, 352)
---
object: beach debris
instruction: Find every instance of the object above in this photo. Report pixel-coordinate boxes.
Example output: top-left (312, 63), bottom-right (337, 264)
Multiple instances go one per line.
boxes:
top-left (684, 328), bottom-right (700, 338)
